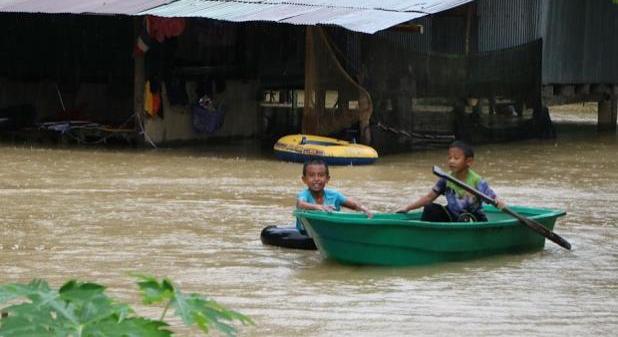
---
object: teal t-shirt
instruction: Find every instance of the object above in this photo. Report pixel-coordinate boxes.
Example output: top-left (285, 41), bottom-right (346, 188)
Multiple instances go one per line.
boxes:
top-left (296, 188), bottom-right (347, 233)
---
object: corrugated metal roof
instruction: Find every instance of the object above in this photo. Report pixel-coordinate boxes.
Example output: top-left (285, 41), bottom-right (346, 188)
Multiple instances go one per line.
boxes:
top-left (138, 1), bottom-right (427, 33)
top-left (0, 0), bottom-right (174, 14)
top-left (282, 8), bottom-right (425, 34)
top-left (0, 0), bottom-right (473, 34)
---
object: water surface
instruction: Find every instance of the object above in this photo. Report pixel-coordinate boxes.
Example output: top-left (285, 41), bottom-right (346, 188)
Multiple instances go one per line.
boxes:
top-left (0, 125), bottom-right (616, 336)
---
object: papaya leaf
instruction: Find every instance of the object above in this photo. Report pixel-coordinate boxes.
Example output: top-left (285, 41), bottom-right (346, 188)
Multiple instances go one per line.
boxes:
top-left (0, 302), bottom-right (72, 337)
top-left (134, 274), bottom-right (175, 305)
top-left (83, 317), bottom-right (172, 337)
top-left (2, 276), bottom-right (253, 337)
top-left (0, 279), bottom-right (79, 325)
top-left (0, 280), bottom-right (124, 337)
top-left (58, 280), bottom-right (130, 326)
top-left (0, 314), bottom-right (65, 337)
top-left (171, 289), bottom-right (253, 337)
top-left (115, 303), bottom-right (133, 323)
top-left (0, 279), bottom-right (50, 304)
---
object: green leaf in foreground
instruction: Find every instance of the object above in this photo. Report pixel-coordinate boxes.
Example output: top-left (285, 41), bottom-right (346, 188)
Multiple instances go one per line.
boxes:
top-left (0, 275), bottom-right (252, 337)
top-left (134, 274), bottom-right (174, 305)
top-left (171, 289), bottom-right (254, 337)
top-left (134, 274), bottom-right (254, 337)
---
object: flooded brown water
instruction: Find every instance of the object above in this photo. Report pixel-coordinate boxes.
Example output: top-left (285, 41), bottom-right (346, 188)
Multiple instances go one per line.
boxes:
top-left (1, 124), bottom-right (617, 336)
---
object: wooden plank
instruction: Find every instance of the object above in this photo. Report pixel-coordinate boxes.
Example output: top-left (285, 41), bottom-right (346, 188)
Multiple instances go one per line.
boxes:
top-left (542, 85), bottom-right (554, 98)
top-left (557, 85), bottom-right (575, 97)
top-left (575, 84), bottom-right (590, 95)
top-left (597, 99), bottom-right (617, 131)
top-left (592, 84), bottom-right (610, 95)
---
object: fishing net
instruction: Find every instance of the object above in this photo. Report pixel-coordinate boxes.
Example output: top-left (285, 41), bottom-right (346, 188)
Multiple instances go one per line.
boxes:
top-left (362, 34), bottom-right (543, 149)
top-left (304, 26), bottom-right (544, 151)
top-left (303, 27), bottom-right (373, 144)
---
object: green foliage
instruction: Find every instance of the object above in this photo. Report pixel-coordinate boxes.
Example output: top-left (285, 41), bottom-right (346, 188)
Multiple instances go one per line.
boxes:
top-left (134, 274), bottom-right (253, 336)
top-left (0, 276), bottom-right (253, 337)
top-left (135, 275), bottom-right (174, 305)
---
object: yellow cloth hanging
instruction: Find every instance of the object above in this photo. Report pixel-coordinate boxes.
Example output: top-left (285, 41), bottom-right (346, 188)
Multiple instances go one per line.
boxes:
top-left (144, 81), bottom-right (155, 118)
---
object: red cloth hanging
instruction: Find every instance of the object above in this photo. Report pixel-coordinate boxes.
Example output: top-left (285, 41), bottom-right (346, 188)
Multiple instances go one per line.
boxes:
top-left (147, 16), bottom-right (186, 43)
top-left (134, 16), bottom-right (186, 56)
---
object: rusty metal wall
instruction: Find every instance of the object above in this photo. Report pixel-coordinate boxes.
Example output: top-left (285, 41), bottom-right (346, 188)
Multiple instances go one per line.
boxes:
top-left (477, 0), bottom-right (542, 52)
top-left (541, 0), bottom-right (618, 84)
top-left (477, 0), bottom-right (618, 84)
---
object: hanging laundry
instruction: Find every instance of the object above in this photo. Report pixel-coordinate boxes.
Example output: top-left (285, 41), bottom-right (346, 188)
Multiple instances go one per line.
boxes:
top-left (134, 29), bottom-right (155, 56)
top-left (144, 81), bottom-right (154, 117)
top-left (148, 16), bottom-right (186, 43)
top-left (134, 16), bottom-right (186, 56)
top-left (192, 95), bottom-right (224, 134)
top-left (144, 81), bottom-right (163, 119)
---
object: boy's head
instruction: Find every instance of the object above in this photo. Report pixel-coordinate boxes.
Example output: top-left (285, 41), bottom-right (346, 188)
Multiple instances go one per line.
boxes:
top-left (447, 141), bottom-right (474, 173)
top-left (302, 159), bottom-right (330, 192)
top-left (449, 141), bottom-right (474, 158)
top-left (302, 159), bottom-right (329, 177)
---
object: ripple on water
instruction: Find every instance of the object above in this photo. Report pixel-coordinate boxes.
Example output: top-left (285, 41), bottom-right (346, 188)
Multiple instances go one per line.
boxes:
top-left (0, 137), bottom-right (617, 337)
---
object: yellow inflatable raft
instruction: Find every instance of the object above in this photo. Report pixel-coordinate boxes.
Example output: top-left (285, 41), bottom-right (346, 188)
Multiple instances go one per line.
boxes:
top-left (273, 134), bottom-right (378, 165)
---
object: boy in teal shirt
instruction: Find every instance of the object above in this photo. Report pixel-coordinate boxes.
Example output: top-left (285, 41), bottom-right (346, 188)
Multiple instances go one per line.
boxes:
top-left (296, 159), bottom-right (372, 233)
top-left (396, 141), bottom-right (505, 222)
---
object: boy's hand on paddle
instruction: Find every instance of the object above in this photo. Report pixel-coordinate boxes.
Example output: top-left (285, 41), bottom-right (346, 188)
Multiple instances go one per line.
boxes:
top-left (495, 199), bottom-right (506, 209)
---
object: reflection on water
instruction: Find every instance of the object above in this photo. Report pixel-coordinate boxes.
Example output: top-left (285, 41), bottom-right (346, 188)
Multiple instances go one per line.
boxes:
top-left (0, 125), bottom-right (617, 336)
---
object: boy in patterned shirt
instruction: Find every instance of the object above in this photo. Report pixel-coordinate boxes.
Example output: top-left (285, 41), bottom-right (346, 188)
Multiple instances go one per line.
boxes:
top-left (397, 141), bottom-right (505, 222)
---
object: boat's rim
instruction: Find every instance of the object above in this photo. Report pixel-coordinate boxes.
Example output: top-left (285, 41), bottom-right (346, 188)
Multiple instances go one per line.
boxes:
top-left (294, 206), bottom-right (566, 230)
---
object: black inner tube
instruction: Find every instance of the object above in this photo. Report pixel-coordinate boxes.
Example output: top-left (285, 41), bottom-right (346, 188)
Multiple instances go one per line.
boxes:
top-left (260, 225), bottom-right (317, 250)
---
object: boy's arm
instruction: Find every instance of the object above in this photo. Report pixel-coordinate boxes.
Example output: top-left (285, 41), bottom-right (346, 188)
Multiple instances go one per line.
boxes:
top-left (297, 199), bottom-right (335, 212)
top-left (478, 180), bottom-right (506, 209)
top-left (396, 190), bottom-right (439, 213)
top-left (494, 198), bottom-right (506, 209)
top-left (342, 198), bottom-right (373, 218)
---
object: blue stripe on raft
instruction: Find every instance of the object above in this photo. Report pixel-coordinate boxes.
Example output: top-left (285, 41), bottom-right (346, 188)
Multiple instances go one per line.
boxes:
top-left (274, 150), bottom-right (377, 165)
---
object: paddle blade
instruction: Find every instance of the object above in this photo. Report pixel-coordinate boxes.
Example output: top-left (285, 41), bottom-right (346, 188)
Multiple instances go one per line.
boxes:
top-left (503, 207), bottom-right (572, 250)
top-left (432, 165), bottom-right (447, 178)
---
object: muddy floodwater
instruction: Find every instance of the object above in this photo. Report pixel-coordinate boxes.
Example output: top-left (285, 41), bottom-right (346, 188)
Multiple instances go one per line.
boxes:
top-left (1, 124), bottom-right (616, 336)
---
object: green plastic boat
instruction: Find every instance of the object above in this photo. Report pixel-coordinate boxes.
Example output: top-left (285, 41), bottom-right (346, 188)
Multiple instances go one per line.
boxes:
top-left (294, 206), bottom-right (566, 266)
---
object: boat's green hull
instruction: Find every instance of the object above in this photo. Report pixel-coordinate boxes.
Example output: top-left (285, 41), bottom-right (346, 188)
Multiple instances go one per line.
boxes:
top-left (294, 206), bottom-right (566, 266)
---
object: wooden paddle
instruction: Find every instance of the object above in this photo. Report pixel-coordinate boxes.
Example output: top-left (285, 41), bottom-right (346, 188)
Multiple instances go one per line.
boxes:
top-left (432, 166), bottom-right (571, 250)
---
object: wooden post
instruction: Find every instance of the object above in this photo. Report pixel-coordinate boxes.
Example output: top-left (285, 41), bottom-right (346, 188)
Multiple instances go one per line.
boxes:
top-left (464, 4), bottom-right (473, 55)
top-left (133, 17), bottom-right (146, 142)
top-left (598, 98), bottom-right (617, 132)
top-left (302, 27), bottom-right (318, 134)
